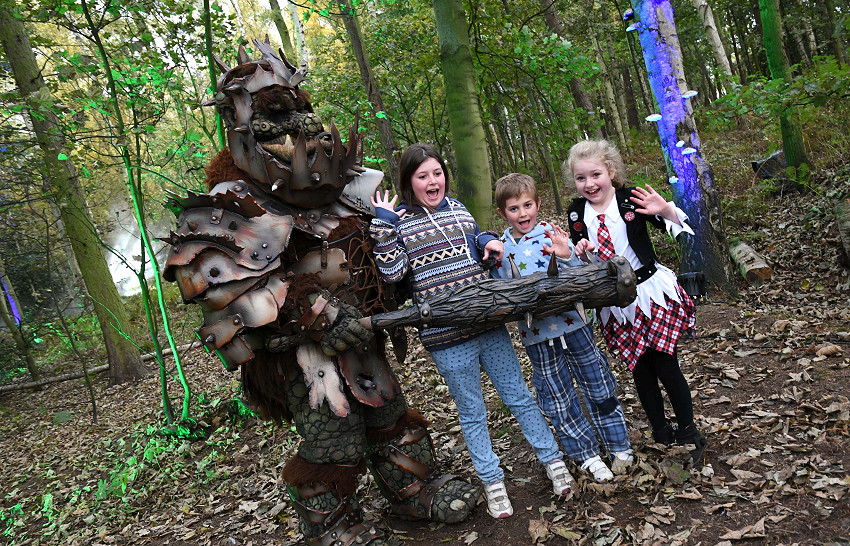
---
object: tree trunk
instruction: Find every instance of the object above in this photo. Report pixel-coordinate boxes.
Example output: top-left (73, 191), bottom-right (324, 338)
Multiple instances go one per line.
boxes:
top-left (758, 0), bottom-right (810, 170)
top-left (822, 0), bottom-right (846, 63)
top-left (289, 1), bottom-right (309, 66)
top-left (0, 6), bottom-right (146, 383)
top-left (690, 0), bottom-right (733, 90)
top-left (0, 256), bottom-right (39, 381)
top-left (339, 0), bottom-right (400, 191)
top-left (601, 1), bottom-right (630, 136)
top-left (538, 0), bottom-right (603, 138)
top-left (268, 0), bottom-right (296, 61)
top-left (591, 33), bottom-right (627, 148)
top-left (432, 0), bottom-right (493, 225)
top-left (630, 0), bottom-right (735, 292)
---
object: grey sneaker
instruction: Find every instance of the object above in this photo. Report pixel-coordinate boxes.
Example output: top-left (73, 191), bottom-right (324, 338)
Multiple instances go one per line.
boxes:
top-left (544, 459), bottom-right (575, 496)
top-left (483, 481), bottom-right (513, 519)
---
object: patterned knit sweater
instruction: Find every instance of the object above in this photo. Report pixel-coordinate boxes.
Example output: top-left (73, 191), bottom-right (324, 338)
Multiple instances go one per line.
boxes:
top-left (370, 197), bottom-right (498, 350)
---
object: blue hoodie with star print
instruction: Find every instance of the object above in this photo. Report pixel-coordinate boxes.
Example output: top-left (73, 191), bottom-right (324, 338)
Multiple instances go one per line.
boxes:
top-left (492, 221), bottom-right (587, 347)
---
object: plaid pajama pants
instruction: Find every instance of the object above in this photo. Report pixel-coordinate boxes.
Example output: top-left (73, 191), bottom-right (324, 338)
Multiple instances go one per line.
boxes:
top-left (525, 323), bottom-right (631, 463)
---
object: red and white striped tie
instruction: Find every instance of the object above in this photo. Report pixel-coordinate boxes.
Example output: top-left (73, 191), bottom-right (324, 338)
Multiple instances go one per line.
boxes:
top-left (597, 214), bottom-right (615, 261)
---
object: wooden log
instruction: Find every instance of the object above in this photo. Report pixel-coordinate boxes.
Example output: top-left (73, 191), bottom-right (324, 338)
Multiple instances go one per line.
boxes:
top-left (0, 341), bottom-right (202, 393)
top-left (729, 241), bottom-right (773, 284)
top-left (836, 200), bottom-right (850, 264)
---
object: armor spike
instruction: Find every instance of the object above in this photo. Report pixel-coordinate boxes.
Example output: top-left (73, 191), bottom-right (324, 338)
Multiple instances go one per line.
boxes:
top-left (272, 179), bottom-right (283, 191)
top-left (574, 301), bottom-right (588, 323)
top-left (507, 255), bottom-right (521, 279)
top-left (236, 44), bottom-right (250, 65)
top-left (212, 53), bottom-right (230, 73)
top-left (525, 312), bottom-right (533, 328)
top-left (187, 221), bottom-right (198, 231)
top-left (252, 38), bottom-right (295, 85)
top-left (547, 251), bottom-right (559, 277)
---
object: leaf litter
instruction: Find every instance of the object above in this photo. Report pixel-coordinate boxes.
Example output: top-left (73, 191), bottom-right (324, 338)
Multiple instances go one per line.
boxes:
top-left (1, 176), bottom-right (850, 544)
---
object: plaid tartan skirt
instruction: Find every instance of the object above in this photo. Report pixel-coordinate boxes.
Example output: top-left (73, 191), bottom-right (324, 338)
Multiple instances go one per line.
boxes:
top-left (601, 283), bottom-right (695, 371)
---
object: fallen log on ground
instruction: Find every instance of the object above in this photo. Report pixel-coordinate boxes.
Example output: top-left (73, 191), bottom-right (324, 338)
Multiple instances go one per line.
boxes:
top-left (0, 341), bottom-right (202, 393)
top-left (730, 241), bottom-right (773, 285)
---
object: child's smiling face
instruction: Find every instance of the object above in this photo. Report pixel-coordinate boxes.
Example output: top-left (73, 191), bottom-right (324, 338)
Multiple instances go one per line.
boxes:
top-left (411, 157), bottom-right (446, 209)
top-left (572, 157), bottom-right (616, 210)
top-left (498, 192), bottom-right (540, 237)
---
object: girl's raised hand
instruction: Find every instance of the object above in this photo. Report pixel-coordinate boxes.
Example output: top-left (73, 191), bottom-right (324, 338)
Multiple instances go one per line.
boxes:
top-left (483, 239), bottom-right (504, 261)
top-left (542, 224), bottom-right (573, 259)
top-left (630, 184), bottom-right (672, 217)
top-left (371, 190), bottom-right (406, 217)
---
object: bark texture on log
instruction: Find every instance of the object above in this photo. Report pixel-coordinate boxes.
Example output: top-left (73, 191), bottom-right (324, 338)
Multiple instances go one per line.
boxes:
top-left (730, 241), bottom-right (773, 284)
top-left (370, 258), bottom-right (636, 331)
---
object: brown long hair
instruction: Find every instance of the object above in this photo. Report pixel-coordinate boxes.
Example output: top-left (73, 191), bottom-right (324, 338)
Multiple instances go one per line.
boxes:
top-left (398, 143), bottom-right (450, 207)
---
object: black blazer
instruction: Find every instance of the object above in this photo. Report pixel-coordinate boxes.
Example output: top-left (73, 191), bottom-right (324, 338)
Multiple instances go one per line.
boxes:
top-left (567, 187), bottom-right (666, 269)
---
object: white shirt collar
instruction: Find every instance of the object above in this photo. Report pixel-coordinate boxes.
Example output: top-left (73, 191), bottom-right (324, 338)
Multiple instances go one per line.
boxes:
top-left (584, 198), bottom-right (622, 226)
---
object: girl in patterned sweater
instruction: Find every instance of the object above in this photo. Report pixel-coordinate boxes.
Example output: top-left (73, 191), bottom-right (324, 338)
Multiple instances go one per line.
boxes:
top-left (370, 143), bottom-right (572, 519)
top-left (566, 139), bottom-right (707, 465)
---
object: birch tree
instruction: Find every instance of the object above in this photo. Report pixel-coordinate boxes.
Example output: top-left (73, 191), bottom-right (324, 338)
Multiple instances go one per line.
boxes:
top-left (690, 0), bottom-right (733, 89)
top-left (630, 0), bottom-right (734, 291)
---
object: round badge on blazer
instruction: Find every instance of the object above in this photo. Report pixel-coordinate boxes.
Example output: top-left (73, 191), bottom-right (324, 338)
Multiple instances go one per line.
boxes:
top-left (573, 222), bottom-right (583, 231)
top-left (624, 211), bottom-right (635, 221)
top-left (569, 211), bottom-right (579, 221)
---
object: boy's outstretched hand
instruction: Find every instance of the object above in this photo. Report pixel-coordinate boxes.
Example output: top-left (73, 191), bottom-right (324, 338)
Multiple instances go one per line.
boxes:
top-left (630, 184), bottom-right (680, 225)
top-left (543, 224), bottom-right (573, 259)
top-left (574, 238), bottom-right (596, 262)
top-left (371, 190), bottom-right (406, 218)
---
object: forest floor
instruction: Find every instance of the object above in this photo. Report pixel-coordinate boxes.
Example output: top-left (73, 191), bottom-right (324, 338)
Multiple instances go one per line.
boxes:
top-left (1, 170), bottom-right (850, 545)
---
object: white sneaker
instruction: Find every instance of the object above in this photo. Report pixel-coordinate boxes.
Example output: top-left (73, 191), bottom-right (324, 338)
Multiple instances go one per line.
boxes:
top-left (581, 455), bottom-right (614, 482)
top-left (483, 481), bottom-right (513, 519)
top-left (611, 449), bottom-right (635, 475)
top-left (544, 459), bottom-right (575, 496)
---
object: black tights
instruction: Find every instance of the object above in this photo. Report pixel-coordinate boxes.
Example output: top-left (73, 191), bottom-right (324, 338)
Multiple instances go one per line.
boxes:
top-left (632, 349), bottom-right (694, 433)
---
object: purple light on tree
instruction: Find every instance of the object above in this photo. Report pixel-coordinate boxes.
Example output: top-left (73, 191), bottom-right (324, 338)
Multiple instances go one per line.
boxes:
top-left (629, 0), bottom-right (733, 291)
top-left (2, 278), bottom-right (21, 324)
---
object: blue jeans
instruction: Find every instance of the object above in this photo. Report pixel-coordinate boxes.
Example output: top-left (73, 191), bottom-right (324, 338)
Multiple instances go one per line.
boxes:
top-left (525, 323), bottom-right (631, 462)
top-left (430, 327), bottom-right (562, 484)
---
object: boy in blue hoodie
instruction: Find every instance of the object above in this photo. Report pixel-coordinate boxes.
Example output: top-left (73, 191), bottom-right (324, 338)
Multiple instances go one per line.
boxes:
top-left (493, 173), bottom-right (634, 482)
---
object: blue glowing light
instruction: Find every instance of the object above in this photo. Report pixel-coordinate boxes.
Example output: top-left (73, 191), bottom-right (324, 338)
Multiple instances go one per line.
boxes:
top-left (676, 140), bottom-right (685, 148)
top-left (645, 113), bottom-right (662, 122)
top-left (669, 176), bottom-right (679, 184)
top-left (623, 8), bottom-right (634, 20)
top-left (681, 147), bottom-right (697, 155)
top-left (682, 90), bottom-right (698, 99)
top-left (626, 23), bottom-right (639, 32)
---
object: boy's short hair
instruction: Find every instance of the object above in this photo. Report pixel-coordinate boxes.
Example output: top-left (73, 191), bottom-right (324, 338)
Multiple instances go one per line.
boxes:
top-left (495, 173), bottom-right (539, 210)
top-left (563, 139), bottom-right (626, 189)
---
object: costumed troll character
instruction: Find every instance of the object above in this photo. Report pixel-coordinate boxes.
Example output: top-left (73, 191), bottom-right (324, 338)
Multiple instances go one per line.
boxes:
top-left (161, 39), bottom-right (480, 545)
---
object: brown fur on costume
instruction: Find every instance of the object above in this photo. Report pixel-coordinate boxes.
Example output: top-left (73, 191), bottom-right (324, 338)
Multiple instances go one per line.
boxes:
top-left (204, 148), bottom-right (247, 190)
top-left (366, 408), bottom-right (432, 445)
top-left (254, 86), bottom-right (312, 113)
top-left (282, 454), bottom-right (366, 496)
top-left (241, 350), bottom-right (296, 424)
